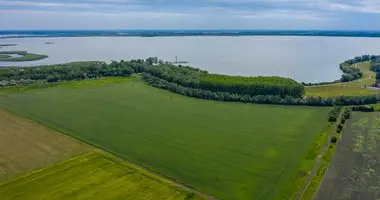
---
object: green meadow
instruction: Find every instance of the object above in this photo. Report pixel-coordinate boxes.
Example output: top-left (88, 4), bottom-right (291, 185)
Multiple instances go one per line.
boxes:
top-left (0, 77), bottom-right (330, 200)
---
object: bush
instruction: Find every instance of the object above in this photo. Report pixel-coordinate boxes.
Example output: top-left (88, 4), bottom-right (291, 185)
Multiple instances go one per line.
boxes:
top-left (352, 105), bottom-right (374, 112)
top-left (330, 136), bottom-right (338, 143)
top-left (328, 106), bottom-right (342, 122)
top-left (337, 124), bottom-right (343, 130)
top-left (337, 129), bottom-right (341, 133)
top-left (342, 108), bottom-right (351, 120)
top-left (341, 118), bottom-right (346, 124)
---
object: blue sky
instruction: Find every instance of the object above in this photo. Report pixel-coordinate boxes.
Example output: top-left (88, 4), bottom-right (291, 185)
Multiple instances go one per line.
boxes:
top-left (0, 0), bottom-right (379, 30)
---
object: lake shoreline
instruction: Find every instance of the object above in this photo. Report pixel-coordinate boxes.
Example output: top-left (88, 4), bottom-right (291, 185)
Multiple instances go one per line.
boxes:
top-left (1, 36), bottom-right (380, 83)
top-left (2, 30), bottom-right (380, 39)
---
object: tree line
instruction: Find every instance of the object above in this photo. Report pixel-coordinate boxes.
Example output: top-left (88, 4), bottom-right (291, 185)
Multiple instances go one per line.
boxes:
top-left (337, 55), bottom-right (378, 82)
top-left (140, 62), bottom-right (304, 97)
top-left (3, 56), bottom-right (380, 107)
top-left (328, 106), bottom-right (341, 122)
top-left (199, 74), bottom-right (304, 97)
top-left (142, 72), bottom-right (380, 106)
top-left (0, 61), bottom-right (135, 84)
top-left (369, 56), bottom-right (380, 83)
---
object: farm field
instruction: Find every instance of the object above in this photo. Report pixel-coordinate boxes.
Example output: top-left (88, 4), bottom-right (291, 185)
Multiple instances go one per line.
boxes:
top-left (0, 107), bottom-right (93, 182)
top-left (315, 112), bottom-right (380, 200)
top-left (0, 152), bottom-right (203, 200)
top-left (0, 77), bottom-right (331, 200)
top-left (305, 62), bottom-right (379, 97)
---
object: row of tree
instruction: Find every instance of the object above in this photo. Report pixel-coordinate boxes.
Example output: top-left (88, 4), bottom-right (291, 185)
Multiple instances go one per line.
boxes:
top-left (337, 55), bottom-right (377, 82)
top-left (0, 57), bottom-right (209, 86)
top-left (139, 62), bottom-right (305, 97)
top-left (369, 56), bottom-right (380, 83)
top-left (328, 106), bottom-right (341, 122)
top-left (143, 64), bottom-right (203, 88)
top-left (199, 74), bottom-right (304, 97)
top-left (142, 73), bottom-right (380, 106)
top-left (352, 105), bottom-right (375, 112)
top-left (0, 61), bottom-right (137, 83)
top-left (339, 63), bottom-right (363, 82)
top-left (3, 56), bottom-right (380, 106)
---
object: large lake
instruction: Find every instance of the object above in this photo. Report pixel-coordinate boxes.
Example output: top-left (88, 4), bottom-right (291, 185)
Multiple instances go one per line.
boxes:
top-left (1, 36), bottom-right (380, 83)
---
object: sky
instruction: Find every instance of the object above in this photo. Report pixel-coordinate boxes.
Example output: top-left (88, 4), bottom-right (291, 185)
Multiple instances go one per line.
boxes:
top-left (0, 0), bottom-right (379, 30)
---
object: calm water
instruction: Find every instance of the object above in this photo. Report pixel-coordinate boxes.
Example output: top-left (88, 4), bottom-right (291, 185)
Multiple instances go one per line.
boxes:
top-left (1, 36), bottom-right (380, 83)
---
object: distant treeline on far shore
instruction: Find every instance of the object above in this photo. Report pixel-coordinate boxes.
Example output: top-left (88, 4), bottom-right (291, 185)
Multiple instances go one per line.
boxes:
top-left (2, 30), bottom-right (380, 39)
top-left (1, 55), bottom-right (380, 106)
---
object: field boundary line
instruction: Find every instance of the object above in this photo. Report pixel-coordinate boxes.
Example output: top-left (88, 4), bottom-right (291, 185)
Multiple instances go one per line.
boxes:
top-left (294, 110), bottom-right (343, 200)
top-left (0, 152), bottom-right (96, 187)
top-left (0, 106), bottom-right (218, 200)
top-left (1, 152), bottom-right (196, 199)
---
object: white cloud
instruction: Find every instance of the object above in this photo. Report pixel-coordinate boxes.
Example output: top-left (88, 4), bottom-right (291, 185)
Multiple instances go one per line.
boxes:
top-left (315, 0), bottom-right (380, 14)
top-left (0, 0), bottom-right (379, 30)
top-left (0, 0), bottom-right (90, 7)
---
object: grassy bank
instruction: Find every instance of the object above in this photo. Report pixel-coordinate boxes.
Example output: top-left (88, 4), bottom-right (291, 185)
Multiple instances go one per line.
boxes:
top-left (305, 62), bottom-right (379, 97)
top-left (0, 55), bottom-right (11, 59)
top-left (0, 44), bottom-right (17, 48)
top-left (0, 77), bottom-right (330, 199)
top-left (0, 51), bottom-right (48, 61)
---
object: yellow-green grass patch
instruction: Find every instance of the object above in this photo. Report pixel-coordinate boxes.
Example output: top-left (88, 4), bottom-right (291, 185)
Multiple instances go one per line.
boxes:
top-left (0, 152), bottom-right (204, 200)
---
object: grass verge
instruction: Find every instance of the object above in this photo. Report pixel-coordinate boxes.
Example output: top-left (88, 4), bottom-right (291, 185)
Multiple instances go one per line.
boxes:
top-left (305, 62), bottom-right (379, 97)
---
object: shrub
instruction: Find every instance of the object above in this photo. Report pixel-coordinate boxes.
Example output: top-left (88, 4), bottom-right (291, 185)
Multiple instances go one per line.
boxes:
top-left (330, 136), bottom-right (338, 143)
top-left (352, 105), bottom-right (374, 112)
top-left (337, 124), bottom-right (343, 130)
top-left (328, 106), bottom-right (342, 122)
top-left (342, 108), bottom-right (351, 120)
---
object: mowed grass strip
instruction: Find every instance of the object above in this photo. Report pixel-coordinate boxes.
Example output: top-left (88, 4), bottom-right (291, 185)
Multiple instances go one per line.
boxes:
top-left (0, 107), bottom-right (93, 182)
top-left (0, 152), bottom-right (202, 200)
top-left (0, 77), bottom-right (330, 200)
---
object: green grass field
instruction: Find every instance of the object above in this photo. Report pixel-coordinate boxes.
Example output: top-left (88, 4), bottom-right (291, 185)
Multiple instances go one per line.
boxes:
top-left (0, 152), bottom-right (203, 200)
top-left (305, 62), bottom-right (379, 97)
top-left (0, 77), bottom-right (330, 200)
